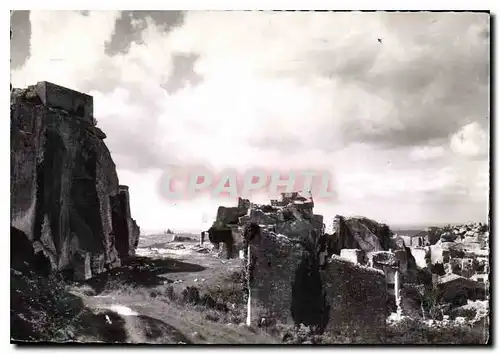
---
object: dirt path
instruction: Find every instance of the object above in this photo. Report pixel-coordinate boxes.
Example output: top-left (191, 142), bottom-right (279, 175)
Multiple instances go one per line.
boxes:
top-left (82, 294), bottom-right (275, 344)
top-left (69, 238), bottom-right (278, 344)
top-left (135, 241), bottom-right (243, 289)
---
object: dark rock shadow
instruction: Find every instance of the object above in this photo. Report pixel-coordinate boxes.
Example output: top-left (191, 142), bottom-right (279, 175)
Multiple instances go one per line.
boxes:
top-left (11, 226), bottom-right (36, 272)
top-left (76, 310), bottom-right (128, 343)
top-left (75, 310), bottom-right (192, 343)
top-left (291, 252), bottom-right (330, 334)
top-left (135, 315), bottom-right (193, 344)
top-left (85, 256), bottom-right (206, 294)
top-left (10, 268), bottom-right (86, 342)
top-left (13, 307), bottom-right (193, 344)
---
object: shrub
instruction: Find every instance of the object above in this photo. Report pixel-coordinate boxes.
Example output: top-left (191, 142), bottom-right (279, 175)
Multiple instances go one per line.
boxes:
top-left (386, 317), bottom-right (487, 344)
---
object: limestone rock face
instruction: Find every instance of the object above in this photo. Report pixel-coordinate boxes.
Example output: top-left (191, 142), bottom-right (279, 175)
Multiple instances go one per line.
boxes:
top-left (111, 185), bottom-right (140, 258)
top-left (326, 215), bottom-right (393, 256)
top-left (410, 247), bottom-right (430, 269)
top-left (10, 81), bottom-right (140, 280)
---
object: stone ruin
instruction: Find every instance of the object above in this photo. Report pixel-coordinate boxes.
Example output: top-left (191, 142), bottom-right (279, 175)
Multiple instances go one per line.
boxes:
top-left (246, 231), bottom-right (389, 342)
top-left (210, 192), bottom-right (491, 338)
top-left (399, 223), bottom-right (489, 308)
top-left (322, 255), bottom-right (387, 342)
top-left (11, 81), bottom-right (140, 281)
top-left (209, 192), bottom-right (401, 342)
top-left (207, 192), bottom-right (325, 258)
top-left (213, 192), bottom-right (490, 341)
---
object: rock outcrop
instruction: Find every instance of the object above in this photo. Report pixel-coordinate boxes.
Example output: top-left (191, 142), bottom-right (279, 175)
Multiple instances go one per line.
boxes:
top-left (11, 81), bottom-right (140, 280)
top-left (326, 215), bottom-right (393, 256)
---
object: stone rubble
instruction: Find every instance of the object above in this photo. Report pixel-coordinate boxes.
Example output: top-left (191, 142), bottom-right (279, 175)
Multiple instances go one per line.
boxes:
top-left (393, 222), bottom-right (489, 327)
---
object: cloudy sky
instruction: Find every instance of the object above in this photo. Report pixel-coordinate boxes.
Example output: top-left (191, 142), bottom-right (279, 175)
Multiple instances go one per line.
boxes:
top-left (10, 10), bottom-right (490, 234)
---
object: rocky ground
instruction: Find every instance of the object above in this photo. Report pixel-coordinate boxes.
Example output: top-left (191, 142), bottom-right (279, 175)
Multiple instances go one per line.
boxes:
top-left (12, 234), bottom-right (279, 344)
top-left (11, 232), bottom-right (489, 345)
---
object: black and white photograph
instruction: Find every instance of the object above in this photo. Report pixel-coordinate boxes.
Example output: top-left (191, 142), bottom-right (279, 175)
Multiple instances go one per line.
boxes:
top-left (9, 6), bottom-right (491, 345)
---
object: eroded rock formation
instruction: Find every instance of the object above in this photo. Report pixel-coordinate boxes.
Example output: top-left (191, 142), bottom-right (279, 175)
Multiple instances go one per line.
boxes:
top-left (11, 81), bottom-right (140, 280)
top-left (326, 215), bottom-right (393, 256)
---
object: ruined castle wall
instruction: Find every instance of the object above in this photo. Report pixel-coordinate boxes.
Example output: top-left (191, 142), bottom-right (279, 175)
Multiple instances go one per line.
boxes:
top-left (322, 255), bottom-right (388, 343)
top-left (248, 233), bottom-right (388, 340)
top-left (248, 233), bottom-right (305, 326)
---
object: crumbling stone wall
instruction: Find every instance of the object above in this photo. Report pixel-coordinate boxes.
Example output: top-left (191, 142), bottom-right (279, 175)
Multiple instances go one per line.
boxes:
top-left (247, 230), bottom-right (330, 332)
top-left (248, 231), bottom-right (388, 340)
top-left (11, 81), bottom-right (140, 280)
top-left (248, 232), bottom-right (307, 326)
top-left (214, 197), bottom-right (250, 227)
top-left (322, 255), bottom-right (388, 343)
top-left (238, 195), bottom-right (390, 339)
top-left (212, 193), bottom-right (323, 259)
top-left (340, 249), bottom-right (364, 264)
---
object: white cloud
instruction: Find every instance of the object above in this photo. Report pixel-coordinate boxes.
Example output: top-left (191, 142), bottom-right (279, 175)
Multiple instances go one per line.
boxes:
top-left (450, 122), bottom-right (488, 157)
top-left (117, 168), bottom-right (222, 234)
top-left (12, 10), bottom-right (121, 90)
top-left (410, 145), bottom-right (446, 161)
top-left (335, 166), bottom-right (465, 201)
top-left (11, 10), bottom-right (490, 230)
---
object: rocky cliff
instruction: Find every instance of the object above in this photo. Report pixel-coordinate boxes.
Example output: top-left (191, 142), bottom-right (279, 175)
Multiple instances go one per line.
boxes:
top-left (326, 215), bottom-right (393, 256)
top-left (10, 81), bottom-right (140, 280)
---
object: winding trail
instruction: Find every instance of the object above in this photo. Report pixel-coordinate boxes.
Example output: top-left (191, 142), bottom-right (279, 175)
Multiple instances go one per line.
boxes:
top-left (70, 236), bottom-right (278, 344)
